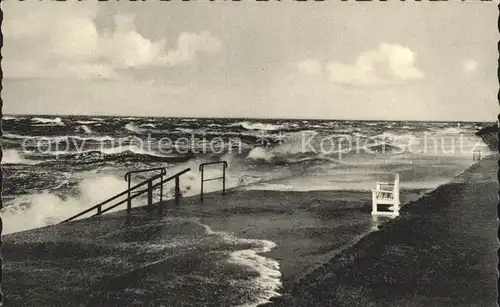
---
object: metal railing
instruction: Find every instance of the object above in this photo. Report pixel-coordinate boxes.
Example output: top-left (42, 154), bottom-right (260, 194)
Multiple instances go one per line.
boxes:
top-left (199, 161), bottom-right (228, 202)
top-left (473, 150), bottom-right (482, 161)
top-left (60, 168), bottom-right (191, 224)
top-left (124, 167), bottom-right (167, 212)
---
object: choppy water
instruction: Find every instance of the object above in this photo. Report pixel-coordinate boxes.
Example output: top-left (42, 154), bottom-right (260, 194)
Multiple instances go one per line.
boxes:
top-left (1, 115), bottom-right (493, 306)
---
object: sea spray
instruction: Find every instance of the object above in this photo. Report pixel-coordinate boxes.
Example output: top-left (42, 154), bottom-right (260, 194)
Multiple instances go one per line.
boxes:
top-left (2, 149), bottom-right (40, 165)
top-left (1, 161), bottom-right (265, 235)
top-left (247, 147), bottom-right (274, 162)
top-left (1, 174), bottom-right (130, 234)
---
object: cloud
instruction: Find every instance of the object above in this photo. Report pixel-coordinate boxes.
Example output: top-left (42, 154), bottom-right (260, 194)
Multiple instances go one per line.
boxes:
top-left (297, 60), bottom-right (323, 75)
top-left (98, 14), bottom-right (170, 69)
top-left (98, 15), bottom-right (221, 68)
top-left (160, 32), bottom-right (223, 67)
top-left (463, 59), bottom-right (478, 74)
top-left (297, 43), bottom-right (424, 86)
top-left (3, 2), bottom-right (222, 80)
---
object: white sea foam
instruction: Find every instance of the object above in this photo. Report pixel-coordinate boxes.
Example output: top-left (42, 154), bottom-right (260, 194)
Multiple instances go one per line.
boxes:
top-left (76, 120), bottom-right (100, 125)
top-left (76, 125), bottom-right (93, 134)
top-left (124, 122), bottom-right (144, 133)
top-left (247, 147), bottom-right (274, 162)
top-left (193, 220), bottom-right (282, 307)
top-left (31, 117), bottom-right (65, 125)
top-left (2, 149), bottom-right (39, 165)
top-left (100, 145), bottom-right (175, 157)
top-left (4, 132), bottom-right (117, 143)
top-left (442, 127), bottom-right (463, 134)
top-left (236, 121), bottom-right (285, 131)
top-left (1, 174), bottom-right (129, 234)
top-left (175, 127), bottom-right (196, 134)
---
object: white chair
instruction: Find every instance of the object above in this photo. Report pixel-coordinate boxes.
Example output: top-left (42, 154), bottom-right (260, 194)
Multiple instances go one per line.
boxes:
top-left (371, 173), bottom-right (400, 217)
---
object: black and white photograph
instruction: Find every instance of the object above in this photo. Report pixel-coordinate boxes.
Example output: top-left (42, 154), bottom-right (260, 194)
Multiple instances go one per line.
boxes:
top-left (1, 1), bottom-right (499, 306)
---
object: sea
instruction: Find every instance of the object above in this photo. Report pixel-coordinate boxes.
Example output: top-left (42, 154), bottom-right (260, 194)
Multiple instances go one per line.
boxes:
top-left (1, 115), bottom-right (494, 306)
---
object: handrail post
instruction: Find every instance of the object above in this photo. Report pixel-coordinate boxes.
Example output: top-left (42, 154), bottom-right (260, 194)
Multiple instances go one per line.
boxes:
top-left (222, 163), bottom-right (226, 196)
top-left (147, 180), bottom-right (153, 207)
top-left (199, 161), bottom-right (228, 202)
top-left (473, 150), bottom-right (482, 161)
top-left (97, 205), bottom-right (102, 215)
top-left (160, 172), bottom-right (164, 203)
top-left (175, 176), bottom-right (180, 205)
top-left (200, 167), bottom-right (204, 202)
top-left (127, 176), bottom-right (131, 212)
top-left (124, 167), bottom-right (169, 212)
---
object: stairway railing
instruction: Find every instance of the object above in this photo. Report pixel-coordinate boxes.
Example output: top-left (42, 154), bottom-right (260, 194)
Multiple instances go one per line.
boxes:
top-left (199, 161), bottom-right (228, 202)
top-left (60, 168), bottom-right (191, 224)
top-left (124, 167), bottom-right (167, 211)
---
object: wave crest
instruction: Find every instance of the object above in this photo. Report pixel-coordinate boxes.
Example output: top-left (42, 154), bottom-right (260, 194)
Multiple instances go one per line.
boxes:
top-left (3, 149), bottom-right (40, 165)
top-left (236, 121), bottom-right (285, 131)
top-left (31, 117), bottom-right (65, 125)
top-left (76, 125), bottom-right (93, 134)
top-left (1, 174), bottom-right (127, 234)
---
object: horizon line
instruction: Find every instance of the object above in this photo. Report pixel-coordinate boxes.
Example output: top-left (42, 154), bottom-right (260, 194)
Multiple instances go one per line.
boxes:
top-left (1, 113), bottom-right (495, 124)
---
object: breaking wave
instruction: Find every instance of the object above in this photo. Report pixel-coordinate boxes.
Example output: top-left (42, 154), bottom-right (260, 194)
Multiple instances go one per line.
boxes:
top-left (31, 117), bottom-right (65, 125)
top-left (76, 125), bottom-right (93, 134)
top-left (24, 145), bottom-right (188, 165)
top-left (140, 123), bottom-right (156, 128)
top-left (247, 147), bottom-right (274, 162)
top-left (235, 121), bottom-right (285, 131)
top-left (1, 174), bottom-right (127, 234)
top-left (124, 122), bottom-right (144, 133)
top-left (76, 120), bottom-right (100, 125)
top-left (2, 149), bottom-right (40, 165)
top-left (3, 133), bottom-right (117, 143)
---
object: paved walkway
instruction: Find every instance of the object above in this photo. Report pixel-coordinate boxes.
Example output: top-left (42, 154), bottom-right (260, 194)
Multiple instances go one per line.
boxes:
top-left (264, 157), bottom-right (499, 307)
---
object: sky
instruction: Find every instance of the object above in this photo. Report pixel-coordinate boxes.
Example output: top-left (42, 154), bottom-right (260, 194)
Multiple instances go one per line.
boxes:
top-left (2, 1), bottom-right (498, 121)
